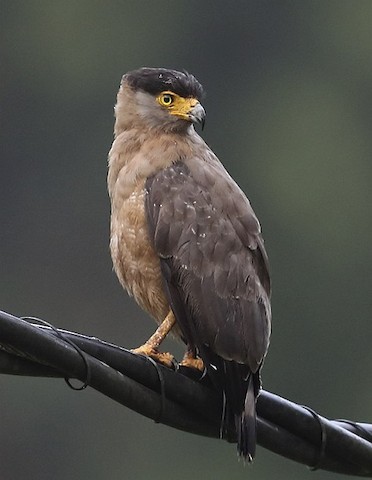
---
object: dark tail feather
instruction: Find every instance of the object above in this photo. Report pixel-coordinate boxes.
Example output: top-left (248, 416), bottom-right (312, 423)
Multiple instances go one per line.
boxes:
top-left (198, 348), bottom-right (260, 461)
top-left (236, 373), bottom-right (257, 461)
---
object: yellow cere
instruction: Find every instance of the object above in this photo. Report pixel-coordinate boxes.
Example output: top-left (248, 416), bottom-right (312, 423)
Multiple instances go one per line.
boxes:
top-left (156, 91), bottom-right (199, 119)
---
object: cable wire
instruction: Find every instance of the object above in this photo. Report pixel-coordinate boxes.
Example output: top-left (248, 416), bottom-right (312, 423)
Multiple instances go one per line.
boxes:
top-left (0, 309), bottom-right (371, 476)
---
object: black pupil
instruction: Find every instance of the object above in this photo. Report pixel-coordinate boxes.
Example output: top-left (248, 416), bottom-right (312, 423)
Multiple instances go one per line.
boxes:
top-left (164, 95), bottom-right (172, 104)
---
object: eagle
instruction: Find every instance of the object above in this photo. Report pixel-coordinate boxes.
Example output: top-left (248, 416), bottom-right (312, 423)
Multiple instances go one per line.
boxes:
top-left (107, 67), bottom-right (271, 461)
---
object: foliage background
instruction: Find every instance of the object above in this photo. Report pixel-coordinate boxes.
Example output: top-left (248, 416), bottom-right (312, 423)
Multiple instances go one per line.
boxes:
top-left (1, 1), bottom-right (372, 479)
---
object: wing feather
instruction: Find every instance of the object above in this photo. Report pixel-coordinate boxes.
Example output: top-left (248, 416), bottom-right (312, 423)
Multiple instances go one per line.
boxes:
top-left (145, 159), bottom-right (271, 369)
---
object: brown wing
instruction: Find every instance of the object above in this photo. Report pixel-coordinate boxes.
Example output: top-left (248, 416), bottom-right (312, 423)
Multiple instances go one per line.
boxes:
top-left (145, 158), bottom-right (271, 372)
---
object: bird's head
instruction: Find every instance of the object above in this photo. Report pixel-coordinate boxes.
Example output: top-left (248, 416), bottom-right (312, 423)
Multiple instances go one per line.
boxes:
top-left (114, 67), bottom-right (206, 134)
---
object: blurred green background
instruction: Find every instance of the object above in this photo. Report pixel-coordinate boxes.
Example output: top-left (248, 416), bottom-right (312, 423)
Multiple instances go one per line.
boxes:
top-left (1, 1), bottom-right (372, 479)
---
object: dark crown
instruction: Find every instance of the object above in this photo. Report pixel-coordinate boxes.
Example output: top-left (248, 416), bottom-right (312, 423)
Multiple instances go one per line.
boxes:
top-left (124, 67), bottom-right (204, 100)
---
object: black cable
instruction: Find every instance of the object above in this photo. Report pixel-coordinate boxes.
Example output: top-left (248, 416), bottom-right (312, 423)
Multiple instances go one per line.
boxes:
top-left (0, 309), bottom-right (371, 476)
top-left (258, 391), bottom-right (372, 474)
top-left (0, 310), bottom-right (215, 437)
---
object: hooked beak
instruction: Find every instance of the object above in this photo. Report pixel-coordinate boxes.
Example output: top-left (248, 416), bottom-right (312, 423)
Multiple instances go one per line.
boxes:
top-left (189, 102), bottom-right (206, 130)
top-left (169, 97), bottom-right (206, 130)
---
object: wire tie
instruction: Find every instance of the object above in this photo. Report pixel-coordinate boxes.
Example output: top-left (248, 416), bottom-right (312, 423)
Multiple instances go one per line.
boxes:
top-left (145, 356), bottom-right (166, 424)
top-left (21, 316), bottom-right (90, 391)
top-left (335, 419), bottom-right (372, 443)
top-left (302, 405), bottom-right (327, 471)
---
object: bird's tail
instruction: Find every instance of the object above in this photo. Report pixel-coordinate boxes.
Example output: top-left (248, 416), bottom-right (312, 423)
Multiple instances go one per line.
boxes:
top-left (200, 348), bottom-right (260, 461)
top-left (235, 373), bottom-right (257, 461)
top-left (220, 361), bottom-right (260, 462)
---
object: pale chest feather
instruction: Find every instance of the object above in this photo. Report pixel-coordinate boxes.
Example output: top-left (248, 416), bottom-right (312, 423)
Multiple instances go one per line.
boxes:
top-left (107, 129), bottom-right (204, 331)
top-left (110, 182), bottom-right (169, 324)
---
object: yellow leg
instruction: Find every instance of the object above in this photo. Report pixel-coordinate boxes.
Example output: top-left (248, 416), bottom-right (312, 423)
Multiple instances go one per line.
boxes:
top-left (131, 311), bottom-right (176, 367)
top-left (180, 347), bottom-right (204, 371)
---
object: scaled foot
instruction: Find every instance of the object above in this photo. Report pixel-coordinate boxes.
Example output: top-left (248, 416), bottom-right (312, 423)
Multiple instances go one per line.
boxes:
top-left (131, 344), bottom-right (175, 368)
top-left (179, 351), bottom-right (204, 371)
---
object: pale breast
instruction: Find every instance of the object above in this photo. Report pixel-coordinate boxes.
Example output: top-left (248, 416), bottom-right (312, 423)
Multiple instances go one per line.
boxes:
top-left (110, 183), bottom-right (170, 324)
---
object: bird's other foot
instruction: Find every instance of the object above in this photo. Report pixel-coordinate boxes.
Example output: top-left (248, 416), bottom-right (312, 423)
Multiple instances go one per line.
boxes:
top-left (131, 344), bottom-right (175, 368)
top-left (179, 352), bottom-right (204, 371)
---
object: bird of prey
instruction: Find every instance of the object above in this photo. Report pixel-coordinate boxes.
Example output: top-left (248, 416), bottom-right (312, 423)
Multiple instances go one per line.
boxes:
top-left (107, 67), bottom-right (271, 461)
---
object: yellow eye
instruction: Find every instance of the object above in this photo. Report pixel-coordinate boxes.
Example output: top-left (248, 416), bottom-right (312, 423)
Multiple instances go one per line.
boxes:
top-left (159, 93), bottom-right (174, 107)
